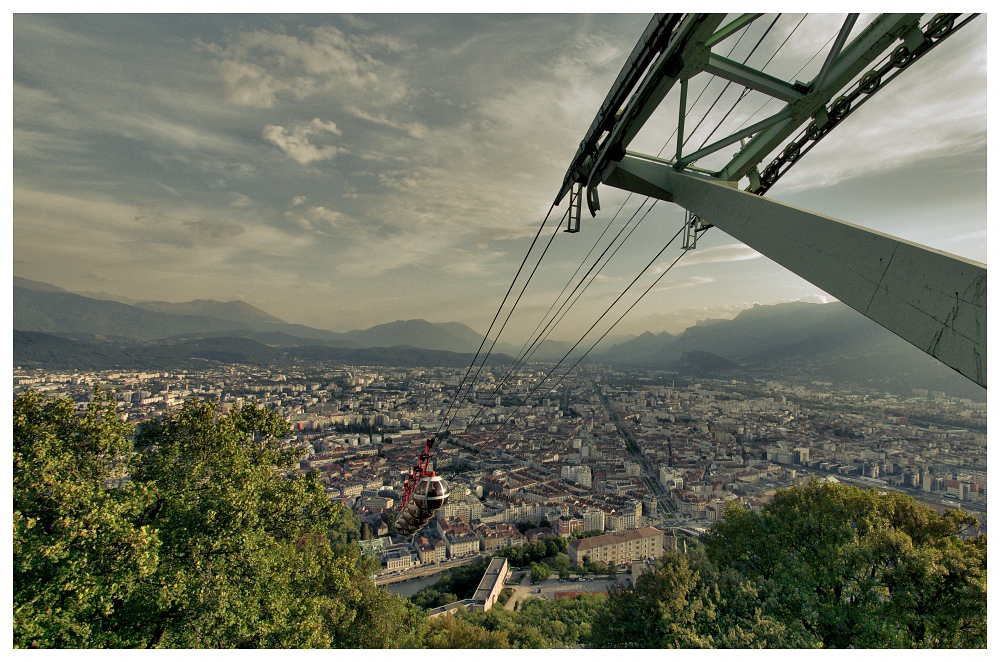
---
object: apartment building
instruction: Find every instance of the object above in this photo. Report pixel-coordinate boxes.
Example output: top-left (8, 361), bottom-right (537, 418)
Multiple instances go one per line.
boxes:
top-left (568, 526), bottom-right (663, 566)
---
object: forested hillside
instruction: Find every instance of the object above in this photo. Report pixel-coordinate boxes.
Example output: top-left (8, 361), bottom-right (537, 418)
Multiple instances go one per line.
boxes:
top-left (13, 391), bottom-right (986, 648)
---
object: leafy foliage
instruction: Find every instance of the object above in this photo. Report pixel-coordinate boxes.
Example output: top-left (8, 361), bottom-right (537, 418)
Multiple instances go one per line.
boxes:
top-left (13, 390), bottom-right (425, 648)
top-left (423, 615), bottom-right (511, 648)
top-left (529, 562), bottom-right (551, 583)
top-left (495, 536), bottom-right (567, 567)
top-left (592, 550), bottom-right (717, 648)
top-left (703, 481), bottom-right (986, 648)
top-left (459, 592), bottom-right (606, 648)
top-left (594, 481), bottom-right (986, 649)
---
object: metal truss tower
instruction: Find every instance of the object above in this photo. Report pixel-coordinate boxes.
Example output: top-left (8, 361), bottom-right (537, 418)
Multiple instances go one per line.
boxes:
top-left (556, 13), bottom-right (985, 388)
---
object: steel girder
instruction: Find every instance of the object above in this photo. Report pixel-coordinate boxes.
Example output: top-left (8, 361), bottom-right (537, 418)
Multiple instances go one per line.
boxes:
top-left (556, 13), bottom-right (985, 387)
top-left (606, 156), bottom-right (986, 388)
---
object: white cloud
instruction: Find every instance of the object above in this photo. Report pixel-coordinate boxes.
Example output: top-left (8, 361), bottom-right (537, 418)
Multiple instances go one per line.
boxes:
top-left (217, 58), bottom-right (281, 108)
top-left (346, 106), bottom-right (428, 139)
top-left (282, 205), bottom-right (354, 235)
top-left (653, 244), bottom-right (762, 271)
top-left (208, 25), bottom-right (403, 108)
top-left (262, 118), bottom-right (342, 164)
top-left (652, 276), bottom-right (714, 291)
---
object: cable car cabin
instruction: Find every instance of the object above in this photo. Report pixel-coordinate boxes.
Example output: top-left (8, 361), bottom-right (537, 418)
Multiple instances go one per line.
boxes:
top-left (393, 473), bottom-right (450, 537)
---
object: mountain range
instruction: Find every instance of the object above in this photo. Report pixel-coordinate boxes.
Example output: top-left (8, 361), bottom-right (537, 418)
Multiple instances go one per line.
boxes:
top-left (12, 277), bottom-right (985, 401)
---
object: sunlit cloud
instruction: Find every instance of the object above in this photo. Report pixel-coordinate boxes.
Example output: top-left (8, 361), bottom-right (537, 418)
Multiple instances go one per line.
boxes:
top-left (346, 106), bottom-right (428, 140)
top-left (652, 276), bottom-right (714, 291)
top-left (262, 118), bottom-right (342, 164)
top-left (791, 293), bottom-right (838, 304)
top-left (654, 244), bottom-right (762, 271)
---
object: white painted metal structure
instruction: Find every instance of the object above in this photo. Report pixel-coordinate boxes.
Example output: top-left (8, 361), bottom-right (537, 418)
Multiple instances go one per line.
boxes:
top-left (557, 13), bottom-right (985, 388)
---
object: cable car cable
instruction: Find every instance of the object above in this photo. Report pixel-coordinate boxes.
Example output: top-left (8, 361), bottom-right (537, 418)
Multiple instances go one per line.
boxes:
top-left (472, 223), bottom-right (702, 466)
top-left (470, 199), bottom-right (650, 406)
top-left (440, 205), bottom-right (569, 434)
top-left (470, 219), bottom-right (688, 462)
top-left (460, 199), bottom-right (660, 435)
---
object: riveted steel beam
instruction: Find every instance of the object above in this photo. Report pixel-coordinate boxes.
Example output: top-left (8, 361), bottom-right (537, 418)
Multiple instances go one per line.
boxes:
top-left (605, 155), bottom-right (986, 388)
top-left (554, 13), bottom-right (683, 205)
top-left (587, 14), bottom-right (726, 188)
top-left (676, 107), bottom-right (792, 168)
top-left (717, 12), bottom-right (921, 182)
top-left (703, 53), bottom-right (806, 103)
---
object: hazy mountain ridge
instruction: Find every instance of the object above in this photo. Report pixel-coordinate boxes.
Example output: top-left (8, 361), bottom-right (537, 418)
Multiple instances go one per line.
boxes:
top-left (597, 301), bottom-right (985, 401)
top-left (13, 281), bottom-right (485, 351)
top-left (14, 330), bottom-right (514, 370)
top-left (12, 279), bottom-right (985, 400)
top-left (14, 287), bottom-right (249, 341)
top-left (343, 319), bottom-right (484, 353)
top-left (134, 299), bottom-right (286, 325)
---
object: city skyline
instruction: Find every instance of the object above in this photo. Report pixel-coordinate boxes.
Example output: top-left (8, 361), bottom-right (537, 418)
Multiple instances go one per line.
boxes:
top-left (12, 12), bottom-right (988, 341)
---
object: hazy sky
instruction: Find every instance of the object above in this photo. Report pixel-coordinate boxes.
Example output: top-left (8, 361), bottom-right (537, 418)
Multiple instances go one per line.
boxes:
top-left (12, 12), bottom-right (987, 342)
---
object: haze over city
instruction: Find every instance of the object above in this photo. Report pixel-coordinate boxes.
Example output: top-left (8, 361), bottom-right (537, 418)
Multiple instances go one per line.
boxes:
top-left (12, 11), bottom-right (988, 341)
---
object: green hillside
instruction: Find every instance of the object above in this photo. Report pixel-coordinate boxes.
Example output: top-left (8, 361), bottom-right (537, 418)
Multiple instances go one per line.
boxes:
top-left (14, 390), bottom-right (985, 649)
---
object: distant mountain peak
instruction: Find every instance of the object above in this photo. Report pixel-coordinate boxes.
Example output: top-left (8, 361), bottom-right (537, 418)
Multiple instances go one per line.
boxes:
top-left (134, 299), bottom-right (286, 325)
top-left (13, 277), bottom-right (68, 293)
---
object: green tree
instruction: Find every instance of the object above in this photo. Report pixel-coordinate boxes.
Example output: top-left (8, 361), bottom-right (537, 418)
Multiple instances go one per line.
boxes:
top-left (591, 550), bottom-right (717, 648)
top-left (14, 392), bottom-right (424, 648)
top-left (14, 389), bottom-right (160, 648)
top-left (484, 592), bottom-right (606, 647)
top-left (704, 481), bottom-right (986, 648)
top-left (530, 562), bottom-right (551, 584)
top-left (423, 614), bottom-right (511, 648)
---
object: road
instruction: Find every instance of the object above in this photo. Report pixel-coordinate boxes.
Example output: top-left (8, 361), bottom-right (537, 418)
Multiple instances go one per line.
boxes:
top-left (590, 379), bottom-right (679, 526)
top-left (374, 552), bottom-right (487, 587)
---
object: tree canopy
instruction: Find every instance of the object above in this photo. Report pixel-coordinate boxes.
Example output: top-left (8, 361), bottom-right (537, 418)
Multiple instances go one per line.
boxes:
top-left (14, 390), bottom-right (986, 649)
top-left (13, 390), bottom-right (425, 648)
top-left (594, 481), bottom-right (986, 648)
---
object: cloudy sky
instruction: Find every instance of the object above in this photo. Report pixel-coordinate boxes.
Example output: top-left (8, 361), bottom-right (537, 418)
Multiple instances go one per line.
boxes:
top-left (12, 12), bottom-right (987, 343)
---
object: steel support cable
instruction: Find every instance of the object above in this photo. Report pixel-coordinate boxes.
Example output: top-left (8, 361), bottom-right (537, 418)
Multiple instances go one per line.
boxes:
top-left (436, 201), bottom-right (561, 436)
top-left (447, 21), bottom-right (753, 449)
top-left (519, 234), bottom-right (697, 433)
top-left (457, 199), bottom-right (650, 435)
top-left (471, 225), bottom-right (697, 467)
top-left (469, 220), bottom-right (687, 463)
top-left (493, 199), bottom-right (651, 381)
top-left (460, 198), bottom-right (660, 434)
top-left (441, 206), bottom-right (568, 435)
top-left (683, 14), bottom-right (782, 152)
top-left (440, 205), bottom-right (568, 434)
top-left (504, 196), bottom-right (648, 377)
top-left (519, 200), bottom-right (660, 370)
